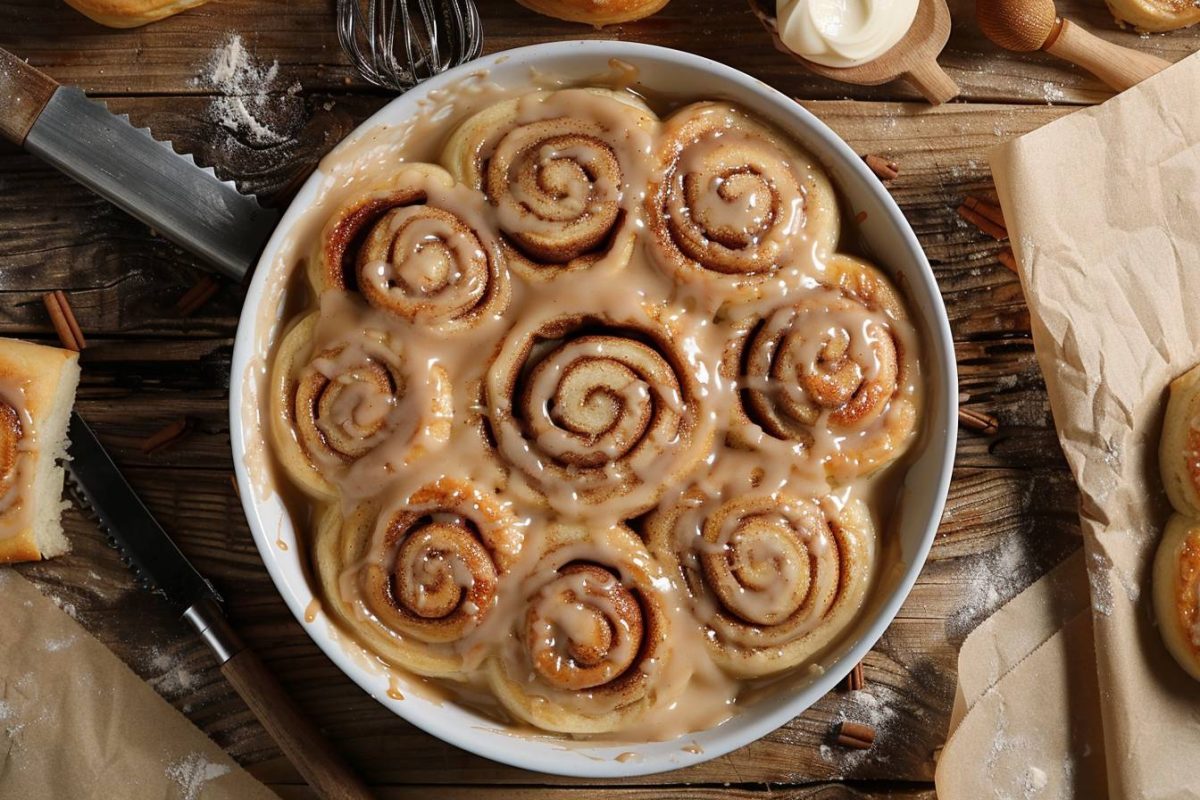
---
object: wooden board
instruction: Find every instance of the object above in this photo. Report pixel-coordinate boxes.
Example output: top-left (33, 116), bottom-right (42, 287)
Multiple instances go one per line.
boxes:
top-left (0, 0), bottom-right (1167, 795)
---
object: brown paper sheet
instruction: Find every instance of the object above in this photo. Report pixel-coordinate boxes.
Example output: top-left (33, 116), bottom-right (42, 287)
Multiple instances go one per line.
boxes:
top-left (938, 52), bottom-right (1200, 799)
top-left (937, 552), bottom-right (1109, 798)
top-left (0, 568), bottom-right (279, 800)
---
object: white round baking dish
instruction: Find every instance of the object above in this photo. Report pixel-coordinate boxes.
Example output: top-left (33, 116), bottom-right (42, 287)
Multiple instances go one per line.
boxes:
top-left (230, 40), bottom-right (957, 779)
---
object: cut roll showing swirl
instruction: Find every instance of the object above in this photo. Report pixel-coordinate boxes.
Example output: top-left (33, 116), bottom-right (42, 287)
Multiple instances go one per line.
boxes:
top-left (316, 478), bottom-right (524, 676)
top-left (441, 88), bottom-right (658, 280)
top-left (1160, 363), bottom-right (1200, 518)
top-left (487, 523), bottom-right (674, 733)
top-left (269, 312), bottom-right (452, 500)
top-left (725, 254), bottom-right (920, 480)
top-left (1153, 515), bottom-right (1200, 681)
top-left (646, 101), bottom-right (840, 301)
top-left (646, 489), bottom-right (876, 678)
top-left (309, 163), bottom-right (510, 332)
top-left (485, 312), bottom-right (709, 519)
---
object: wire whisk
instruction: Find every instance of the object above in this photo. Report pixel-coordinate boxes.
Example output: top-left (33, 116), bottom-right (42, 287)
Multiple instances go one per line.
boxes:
top-left (336, 0), bottom-right (483, 91)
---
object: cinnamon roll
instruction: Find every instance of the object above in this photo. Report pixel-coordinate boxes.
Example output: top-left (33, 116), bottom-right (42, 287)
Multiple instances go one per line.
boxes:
top-left (645, 489), bottom-right (876, 678)
top-left (725, 254), bottom-right (920, 481)
top-left (485, 312), bottom-right (708, 519)
top-left (487, 523), bottom-right (674, 733)
top-left (309, 163), bottom-right (510, 332)
top-left (270, 313), bottom-right (452, 500)
top-left (1153, 515), bottom-right (1200, 681)
top-left (441, 89), bottom-right (657, 280)
top-left (316, 477), bottom-right (524, 677)
top-left (0, 338), bottom-right (78, 564)
top-left (646, 102), bottom-right (840, 301)
top-left (1160, 363), bottom-right (1200, 518)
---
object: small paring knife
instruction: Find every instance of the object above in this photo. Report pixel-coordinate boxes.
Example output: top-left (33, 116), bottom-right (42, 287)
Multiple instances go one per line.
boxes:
top-left (0, 47), bottom-right (278, 282)
top-left (66, 412), bottom-right (373, 800)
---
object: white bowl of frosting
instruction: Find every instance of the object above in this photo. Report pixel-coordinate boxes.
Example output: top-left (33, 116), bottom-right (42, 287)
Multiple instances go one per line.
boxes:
top-left (776, 0), bottom-right (920, 67)
top-left (229, 40), bottom-right (957, 778)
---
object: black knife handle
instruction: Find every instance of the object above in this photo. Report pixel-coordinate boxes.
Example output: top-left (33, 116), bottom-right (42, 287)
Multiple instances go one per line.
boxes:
top-left (0, 47), bottom-right (58, 146)
top-left (185, 599), bottom-right (374, 800)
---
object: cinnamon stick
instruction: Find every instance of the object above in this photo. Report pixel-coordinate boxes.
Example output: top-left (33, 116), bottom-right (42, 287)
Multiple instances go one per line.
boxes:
top-left (139, 417), bottom-right (193, 454)
top-left (997, 247), bottom-right (1018, 274)
top-left (864, 154), bottom-right (899, 181)
top-left (42, 291), bottom-right (87, 351)
top-left (957, 204), bottom-right (1008, 241)
top-left (841, 661), bottom-right (865, 691)
top-left (959, 407), bottom-right (999, 435)
top-left (175, 275), bottom-right (221, 317)
top-left (834, 720), bottom-right (876, 749)
top-left (964, 195), bottom-right (1006, 229)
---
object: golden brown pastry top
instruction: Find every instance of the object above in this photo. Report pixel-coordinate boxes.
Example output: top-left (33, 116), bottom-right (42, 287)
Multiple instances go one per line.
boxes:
top-left (516, 0), bottom-right (671, 26)
top-left (64, 0), bottom-right (208, 28)
top-left (1105, 0), bottom-right (1200, 32)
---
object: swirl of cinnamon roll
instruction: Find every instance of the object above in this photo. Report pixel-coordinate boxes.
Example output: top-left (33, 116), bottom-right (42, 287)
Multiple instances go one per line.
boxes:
top-left (485, 313), bottom-right (708, 519)
top-left (1160, 364), bottom-right (1200, 519)
top-left (269, 312), bottom-right (452, 500)
top-left (1154, 515), bottom-right (1200, 682)
top-left (315, 477), bottom-right (524, 677)
top-left (310, 164), bottom-right (510, 332)
top-left (645, 489), bottom-right (875, 678)
top-left (486, 523), bottom-right (674, 733)
top-left (726, 255), bottom-right (920, 480)
top-left (646, 101), bottom-right (840, 301)
top-left (441, 89), bottom-right (658, 280)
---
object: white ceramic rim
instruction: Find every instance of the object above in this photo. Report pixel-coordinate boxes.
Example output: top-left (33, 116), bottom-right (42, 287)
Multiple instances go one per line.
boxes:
top-left (230, 40), bottom-right (957, 779)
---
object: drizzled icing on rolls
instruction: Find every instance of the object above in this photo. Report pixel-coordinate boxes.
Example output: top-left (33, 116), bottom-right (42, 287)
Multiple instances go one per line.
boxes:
top-left (0, 380), bottom-right (32, 538)
top-left (269, 83), bottom-right (926, 739)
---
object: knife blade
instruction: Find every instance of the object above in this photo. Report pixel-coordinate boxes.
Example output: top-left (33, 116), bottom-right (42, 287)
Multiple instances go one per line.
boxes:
top-left (66, 411), bottom-right (222, 616)
top-left (65, 412), bottom-right (374, 800)
top-left (0, 48), bottom-right (278, 282)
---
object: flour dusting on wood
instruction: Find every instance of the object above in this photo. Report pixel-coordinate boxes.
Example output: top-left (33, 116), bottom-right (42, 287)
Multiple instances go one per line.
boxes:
top-left (197, 34), bottom-right (299, 147)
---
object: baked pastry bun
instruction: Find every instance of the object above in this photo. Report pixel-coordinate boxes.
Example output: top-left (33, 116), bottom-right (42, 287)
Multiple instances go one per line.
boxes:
top-left (1160, 363), bottom-right (1200, 518)
top-left (1105, 0), bottom-right (1200, 32)
top-left (516, 0), bottom-right (670, 25)
top-left (65, 0), bottom-right (208, 28)
top-left (1153, 515), bottom-right (1200, 680)
top-left (0, 338), bottom-right (80, 563)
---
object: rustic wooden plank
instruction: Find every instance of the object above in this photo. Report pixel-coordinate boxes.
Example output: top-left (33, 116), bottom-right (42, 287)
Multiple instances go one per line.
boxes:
top-left (0, 0), bottom-right (1193, 103)
top-left (13, 459), bottom-right (1080, 786)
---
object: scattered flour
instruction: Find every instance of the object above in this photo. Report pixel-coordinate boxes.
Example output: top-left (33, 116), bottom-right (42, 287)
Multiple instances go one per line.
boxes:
top-left (43, 634), bottom-right (77, 653)
top-left (0, 700), bottom-right (12, 721)
top-left (1087, 548), bottom-right (1115, 616)
top-left (1042, 82), bottom-right (1066, 105)
top-left (165, 753), bottom-right (231, 800)
top-left (49, 595), bottom-right (78, 619)
top-left (949, 523), bottom-right (1046, 637)
top-left (197, 34), bottom-right (296, 146)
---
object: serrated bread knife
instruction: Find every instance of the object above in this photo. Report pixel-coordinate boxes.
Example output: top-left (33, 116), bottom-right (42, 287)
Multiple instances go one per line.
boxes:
top-left (66, 413), bottom-right (373, 800)
top-left (0, 47), bottom-right (278, 281)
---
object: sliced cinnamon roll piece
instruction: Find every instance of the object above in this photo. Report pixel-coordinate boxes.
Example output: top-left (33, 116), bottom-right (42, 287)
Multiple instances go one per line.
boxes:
top-left (440, 88), bottom-right (658, 281)
top-left (486, 523), bottom-right (674, 733)
top-left (1153, 515), bottom-right (1200, 681)
top-left (724, 254), bottom-right (920, 481)
top-left (315, 477), bottom-right (524, 677)
top-left (647, 101), bottom-right (840, 302)
top-left (270, 312), bottom-right (452, 500)
top-left (1160, 363), bottom-right (1200, 518)
top-left (645, 489), bottom-right (876, 678)
top-left (310, 163), bottom-right (510, 333)
top-left (485, 312), bottom-right (709, 519)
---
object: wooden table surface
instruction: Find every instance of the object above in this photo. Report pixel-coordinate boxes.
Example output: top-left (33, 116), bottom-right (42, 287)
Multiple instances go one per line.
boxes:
top-left (3, 1), bottom-right (1194, 797)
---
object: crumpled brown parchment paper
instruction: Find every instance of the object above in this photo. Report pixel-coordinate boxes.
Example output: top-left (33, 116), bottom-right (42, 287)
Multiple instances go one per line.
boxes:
top-left (0, 568), bottom-right (279, 800)
top-left (938, 51), bottom-right (1200, 800)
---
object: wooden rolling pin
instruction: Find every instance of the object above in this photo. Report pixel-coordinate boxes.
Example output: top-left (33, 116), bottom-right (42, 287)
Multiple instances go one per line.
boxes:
top-left (977, 0), bottom-right (1172, 91)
